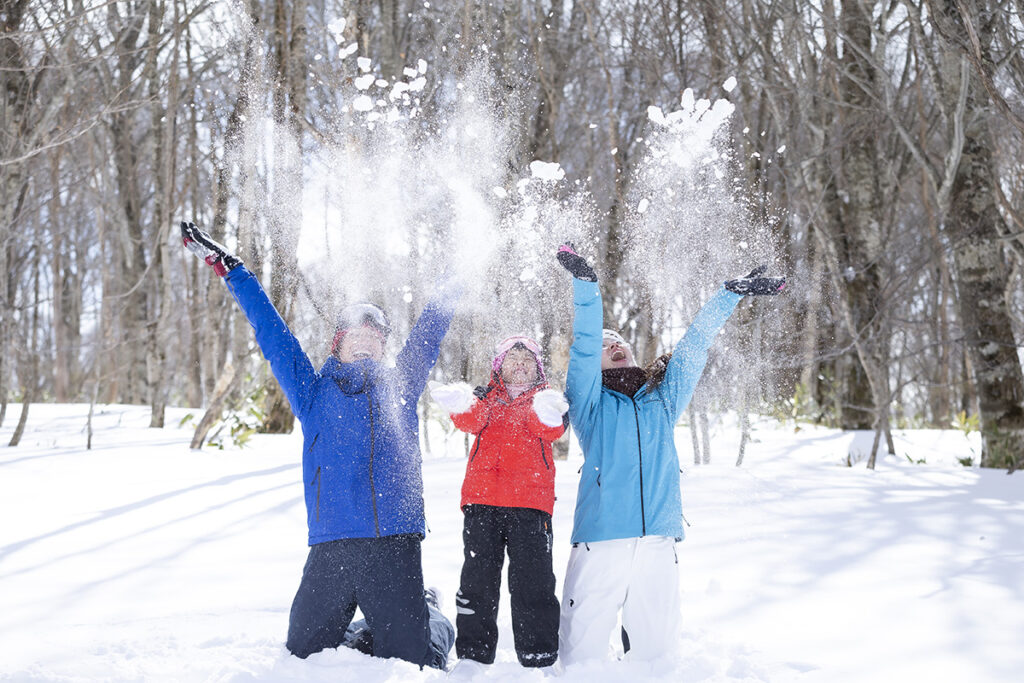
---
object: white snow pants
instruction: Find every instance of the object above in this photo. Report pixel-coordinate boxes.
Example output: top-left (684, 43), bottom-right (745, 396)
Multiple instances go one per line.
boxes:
top-left (558, 535), bottom-right (680, 665)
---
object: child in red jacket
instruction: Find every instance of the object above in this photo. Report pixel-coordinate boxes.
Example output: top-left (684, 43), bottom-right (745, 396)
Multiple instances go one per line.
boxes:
top-left (429, 336), bottom-right (568, 671)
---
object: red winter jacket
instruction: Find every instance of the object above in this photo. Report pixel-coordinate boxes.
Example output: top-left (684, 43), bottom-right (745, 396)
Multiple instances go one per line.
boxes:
top-left (453, 379), bottom-right (565, 515)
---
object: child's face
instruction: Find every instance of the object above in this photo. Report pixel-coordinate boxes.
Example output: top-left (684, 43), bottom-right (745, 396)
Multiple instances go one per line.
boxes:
top-left (501, 347), bottom-right (538, 384)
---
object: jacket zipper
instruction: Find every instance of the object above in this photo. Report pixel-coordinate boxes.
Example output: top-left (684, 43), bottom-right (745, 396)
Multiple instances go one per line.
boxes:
top-left (538, 438), bottom-right (550, 469)
top-left (366, 391), bottom-right (381, 537)
top-left (631, 398), bottom-right (647, 536)
top-left (311, 465), bottom-right (322, 522)
top-left (469, 420), bottom-right (490, 462)
top-left (307, 434), bottom-right (321, 522)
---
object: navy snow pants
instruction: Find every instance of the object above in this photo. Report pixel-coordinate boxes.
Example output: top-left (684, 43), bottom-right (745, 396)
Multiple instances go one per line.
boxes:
top-left (285, 534), bottom-right (454, 669)
top-left (455, 504), bottom-right (560, 667)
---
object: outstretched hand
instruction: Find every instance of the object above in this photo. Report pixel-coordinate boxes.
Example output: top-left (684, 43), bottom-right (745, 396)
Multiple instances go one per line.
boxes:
top-left (427, 381), bottom-right (476, 415)
top-left (533, 388), bottom-right (569, 427)
top-left (556, 242), bottom-right (597, 282)
top-left (724, 264), bottom-right (786, 296)
top-left (180, 221), bottom-right (242, 277)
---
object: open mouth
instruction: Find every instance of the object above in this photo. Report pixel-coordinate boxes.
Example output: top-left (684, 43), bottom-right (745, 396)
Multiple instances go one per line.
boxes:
top-left (611, 349), bottom-right (626, 362)
top-left (352, 351), bottom-right (371, 359)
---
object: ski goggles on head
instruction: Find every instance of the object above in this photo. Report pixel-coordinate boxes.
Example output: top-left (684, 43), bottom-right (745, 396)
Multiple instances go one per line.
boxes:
top-left (336, 302), bottom-right (391, 337)
top-left (493, 335), bottom-right (542, 359)
top-left (602, 329), bottom-right (630, 350)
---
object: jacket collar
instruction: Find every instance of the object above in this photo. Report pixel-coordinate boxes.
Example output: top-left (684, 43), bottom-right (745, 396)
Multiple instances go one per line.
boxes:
top-left (321, 356), bottom-right (382, 394)
top-left (601, 366), bottom-right (648, 397)
top-left (487, 374), bottom-right (546, 404)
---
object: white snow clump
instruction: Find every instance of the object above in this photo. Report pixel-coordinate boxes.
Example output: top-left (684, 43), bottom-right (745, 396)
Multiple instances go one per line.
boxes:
top-left (529, 160), bottom-right (565, 181)
top-left (328, 18), bottom-right (347, 44)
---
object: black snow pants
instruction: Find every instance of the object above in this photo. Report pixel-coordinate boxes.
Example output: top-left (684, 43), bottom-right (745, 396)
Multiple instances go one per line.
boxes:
top-left (455, 504), bottom-right (560, 667)
top-left (285, 534), bottom-right (454, 669)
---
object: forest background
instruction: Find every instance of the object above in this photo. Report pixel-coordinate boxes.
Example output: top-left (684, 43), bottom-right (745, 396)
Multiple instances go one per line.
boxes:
top-left (2, 0), bottom-right (1023, 469)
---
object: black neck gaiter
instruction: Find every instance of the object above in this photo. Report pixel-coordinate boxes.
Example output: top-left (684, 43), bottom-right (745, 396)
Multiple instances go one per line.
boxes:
top-left (601, 366), bottom-right (648, 397)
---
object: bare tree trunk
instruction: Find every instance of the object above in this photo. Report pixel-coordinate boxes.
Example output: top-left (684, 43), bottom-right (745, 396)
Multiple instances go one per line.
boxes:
top-left (0, 0), bottom-right (33, 430)
top-left (798, 228), bottom-right (826, 401)
top-left (947, 130), bottom-right (1024, 468)
top-left (190, 362), bottom-right (246, 449)
top-left (933, 0), bottom-right (1024, 468)
top-left (688, 403), bottom-right (701, 465)
top-left (185, 58), bottom-right (204, 409)
top-left (699, 407), bottom-right (711, 465)
top-left (9, 231), bottom-right (40, 447)
top-left (190, 1), bottom-right (262, 434)
top-left (147, 0), bottom-right (179, 428)
top-left (580, 0), bottom-right (628, 320)
top-left (107, 4), bottom-right (150, 404)
top-left (817, 0), bottom-right (895, 466)
top-left (87, 381), bottom-right (98, 450)
top-left (262, 0), bottom-right (309, 434)
top-left (736, 388), bottom-right (751, 467)
top-left (50, 153), bottom-right (69, 402)
top-left (379, 0), bottom-right (400, 80)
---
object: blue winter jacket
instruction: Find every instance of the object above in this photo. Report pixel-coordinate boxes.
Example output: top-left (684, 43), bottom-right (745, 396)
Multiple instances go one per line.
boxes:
top-left (565, 278), bottom-right (741, 543)
top-left (225, 266), bottom-right (455, 545)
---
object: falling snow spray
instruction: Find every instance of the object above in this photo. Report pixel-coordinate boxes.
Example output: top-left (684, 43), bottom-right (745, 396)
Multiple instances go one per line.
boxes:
top-left (223, 4), bottom-right (785, 427)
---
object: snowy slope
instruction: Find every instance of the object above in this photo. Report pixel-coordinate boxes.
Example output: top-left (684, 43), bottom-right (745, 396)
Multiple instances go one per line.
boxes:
top-left (0, 403), bottom-right (1020, 682)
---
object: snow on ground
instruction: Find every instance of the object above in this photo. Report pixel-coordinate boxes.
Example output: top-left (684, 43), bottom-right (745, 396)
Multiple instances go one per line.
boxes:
top-left (0, 403), bottom-right (1021, 682)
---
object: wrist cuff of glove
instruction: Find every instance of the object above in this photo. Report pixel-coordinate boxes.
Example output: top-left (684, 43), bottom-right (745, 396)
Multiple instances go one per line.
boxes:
top-left (207, 254), bottom-right (242, 277)
top-left (576, 272), bottom-right (597, 282)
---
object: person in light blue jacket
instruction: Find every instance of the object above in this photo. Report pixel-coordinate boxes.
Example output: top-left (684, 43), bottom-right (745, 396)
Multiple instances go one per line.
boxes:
top-left (554, 243), bottom-right (784, 664)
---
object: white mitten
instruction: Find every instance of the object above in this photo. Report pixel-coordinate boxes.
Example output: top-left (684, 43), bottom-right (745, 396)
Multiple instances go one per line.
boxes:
top-left (533, 389), bottom-right (569, 427)
top-left (427, 381), bottom-right (476, 415)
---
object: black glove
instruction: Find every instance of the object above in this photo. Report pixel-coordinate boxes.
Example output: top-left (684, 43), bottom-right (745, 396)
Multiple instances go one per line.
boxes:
top-left (556, 242), bottom-right (597, 282)
top-left (180, 221), bottom-right (243, 277)
top-left (473, 385), bottom-right (492, 400)
top-left (724, 264), bottom-right (786, 296)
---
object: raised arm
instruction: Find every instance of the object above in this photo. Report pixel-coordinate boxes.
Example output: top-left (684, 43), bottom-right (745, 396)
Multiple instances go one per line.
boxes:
top-left (660, 264), bottom-right (786, 419)
top-left (395, 280), bottom-right (461, 400)
top-left (181, 222), bottom-right (317, 418)
top-left (557, 243), bottom-right (603, 433)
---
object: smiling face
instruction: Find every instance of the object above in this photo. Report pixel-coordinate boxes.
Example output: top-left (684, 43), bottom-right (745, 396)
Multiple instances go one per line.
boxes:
top-left (601, 338), bottom-right (636, 370)
top-left (335, 325), bottom-right (385, 363)
top-left (500, 346), bottom-right (539, 385)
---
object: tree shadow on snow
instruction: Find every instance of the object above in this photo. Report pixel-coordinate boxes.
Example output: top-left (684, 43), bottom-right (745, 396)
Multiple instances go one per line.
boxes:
top-left (0, 464), bottom-right (298, 564)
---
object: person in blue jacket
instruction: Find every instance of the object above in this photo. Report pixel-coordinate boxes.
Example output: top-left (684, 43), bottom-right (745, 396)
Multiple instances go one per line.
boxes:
top-left (180, 222), bottom-right (456, 669)
top-left (554, 242), bottom-right (784, 664)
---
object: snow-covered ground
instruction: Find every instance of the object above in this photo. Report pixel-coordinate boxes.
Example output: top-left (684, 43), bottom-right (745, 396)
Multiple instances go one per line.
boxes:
top-left (1, 403), bottom-right (1020, 682)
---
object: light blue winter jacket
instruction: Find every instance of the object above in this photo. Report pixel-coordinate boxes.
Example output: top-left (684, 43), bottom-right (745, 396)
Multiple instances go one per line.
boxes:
top-left (566, 278), bottom-right (741, 543)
